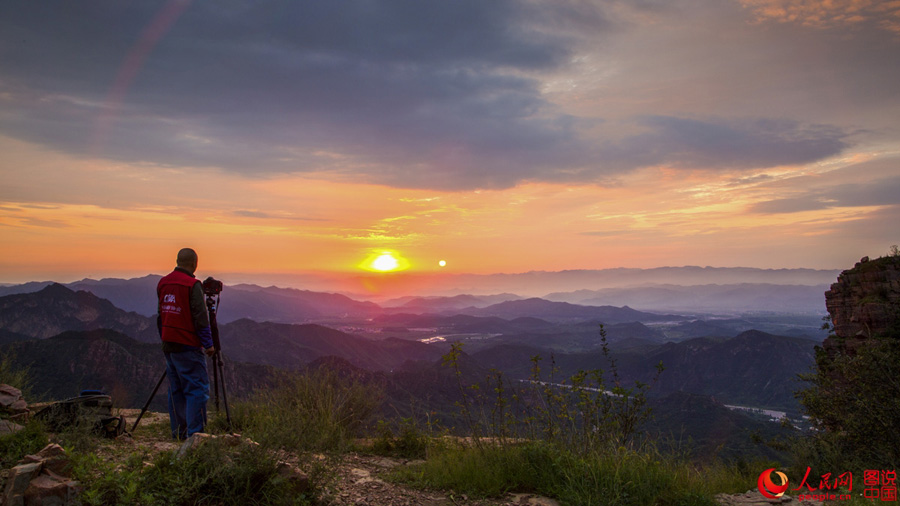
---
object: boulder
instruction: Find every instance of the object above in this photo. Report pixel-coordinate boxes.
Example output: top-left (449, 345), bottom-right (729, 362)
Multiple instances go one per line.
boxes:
top-left (2, 445), bottom-right (79, 506)
top-left (0, 385), bottom-right (29, 418)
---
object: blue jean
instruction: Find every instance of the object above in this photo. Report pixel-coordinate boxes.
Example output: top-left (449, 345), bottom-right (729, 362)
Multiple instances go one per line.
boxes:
top-left (164, 349), bottom-right (210, 439)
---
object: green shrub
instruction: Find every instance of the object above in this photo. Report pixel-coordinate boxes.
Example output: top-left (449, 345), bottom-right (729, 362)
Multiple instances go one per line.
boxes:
top-left (389, 440), bottom-right (751, 506)
top-left (796, 335), bottom-right (900, 473)
top-left (229, 367), bottom-right (382, 452)
top-left (370, 418), bottom-right (429, 459)
top-left (0, 352), bottom-right (33, 398)
top-left (0, 420), bottom-right (48, 469)
top-left (71, 437), bottom-right (320, 505)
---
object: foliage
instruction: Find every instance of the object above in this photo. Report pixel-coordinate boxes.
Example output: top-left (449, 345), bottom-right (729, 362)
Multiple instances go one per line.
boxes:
top-left (370, 418), bottom-right (429, 459)
top-left (795, 336), bottom-right (900, 473)
top-left (386, 324), bottom-right (765, 505)
top-left (228, 366), bottom-right (382, 452)
top-left (0, 420), bottom-right (48, 469)
top-left (441, 324), bottom-right (663, 453)
top-left (388, 440), bottom-right (753, 506)
top-left (70, 437), bottom-right (321, 506)
top-left (0, 351), bottom-right (33, 398)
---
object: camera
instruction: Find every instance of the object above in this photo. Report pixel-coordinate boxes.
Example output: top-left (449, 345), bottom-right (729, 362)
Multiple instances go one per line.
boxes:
top-left (202, 276), bottom-right (223, 295)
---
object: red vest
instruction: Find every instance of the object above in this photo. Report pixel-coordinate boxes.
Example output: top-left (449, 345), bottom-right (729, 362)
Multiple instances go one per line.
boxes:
top-left (157, 269), bottom-right (201, 347)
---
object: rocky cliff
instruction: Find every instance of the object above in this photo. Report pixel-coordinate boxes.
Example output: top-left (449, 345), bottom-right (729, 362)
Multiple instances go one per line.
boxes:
top-left (824, 254), bottom-right (900, 354)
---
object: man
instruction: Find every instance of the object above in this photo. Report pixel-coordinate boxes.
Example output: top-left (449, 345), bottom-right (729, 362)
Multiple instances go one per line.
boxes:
top-left (157, 248), bottom-right (215, 439)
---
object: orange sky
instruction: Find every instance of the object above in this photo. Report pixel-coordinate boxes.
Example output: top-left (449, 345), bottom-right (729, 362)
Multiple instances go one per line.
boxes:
top-left (1, 1), bottom-right (898, 290)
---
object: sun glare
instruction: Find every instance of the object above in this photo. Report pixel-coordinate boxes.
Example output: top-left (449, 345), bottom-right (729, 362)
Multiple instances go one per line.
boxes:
top-left (372, 253), bottom-right (399, 271)
top-left (359, 250), bottom-right (409, 272)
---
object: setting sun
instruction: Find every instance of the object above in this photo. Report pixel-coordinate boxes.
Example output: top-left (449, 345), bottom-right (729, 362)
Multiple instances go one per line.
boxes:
top-left (359, 250), bottom-right (410, 272)
top-left (372, 253), bottom-right (399, 271)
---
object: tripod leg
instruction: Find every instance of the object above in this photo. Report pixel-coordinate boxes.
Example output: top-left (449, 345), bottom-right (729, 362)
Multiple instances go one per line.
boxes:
top-left (217, 356), bottom-right (232, 428)
top-left (131, 371), bottom-right (167, 433)
top-left (211, 352), bottom-right (220, 411)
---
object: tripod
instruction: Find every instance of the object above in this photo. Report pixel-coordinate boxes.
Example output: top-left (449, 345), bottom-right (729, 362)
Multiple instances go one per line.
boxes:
top-left (131, 287), bottom-right (231, 433)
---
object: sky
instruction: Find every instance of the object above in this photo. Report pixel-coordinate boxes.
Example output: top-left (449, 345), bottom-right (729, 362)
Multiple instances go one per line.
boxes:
top-left (1, 0), bottom-right (899, 290)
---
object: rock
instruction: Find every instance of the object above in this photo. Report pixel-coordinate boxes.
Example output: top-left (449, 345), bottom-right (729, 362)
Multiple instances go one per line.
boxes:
top-left (0, 419), bottom-right (25, 435)
top-left (510, 493), bottom-right (561, 506)
top-left (23, 472), bottom-right (79, 506)
top-left (24, 444), bottom-right (69, 477)
top-left (0, 385), bottom-right (29, 417)
top-left (3, 462), bottom-right (43, 506)
top-left (276, 462), bottom-right (310, 494)
top-left (825, 255), bottom-right (900, 344)
top-left (175, 432), bottom-right (212, 459)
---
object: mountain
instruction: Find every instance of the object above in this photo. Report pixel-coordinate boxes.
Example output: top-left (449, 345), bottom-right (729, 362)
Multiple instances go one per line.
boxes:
top-left (383, 293), bottom-right (523, 312)
top-left (460, 298), bottom-right (685, 323)
top-left (0, 284), bottom-right (157, 342)
top-left (470, 330), bottom-right (816, 411)
top-left (218, 319), bottom-right (444, 371)
top-left (0, 329), bottom-right (273, 409)
top-left (371, 313), bottom-right (556, 334)
top-left (646, 392), bottom-right (790, 462)
top-left (220, 284), bottom-right (381, 323)
top-left (544, 283), bottom-right (829, 314)
top-left (0, 276), bottom-right (384, 324)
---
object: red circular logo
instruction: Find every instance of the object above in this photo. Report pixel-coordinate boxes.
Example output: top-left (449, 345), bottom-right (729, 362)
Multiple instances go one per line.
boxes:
top-left (758, 468), bottom-right (789, 499)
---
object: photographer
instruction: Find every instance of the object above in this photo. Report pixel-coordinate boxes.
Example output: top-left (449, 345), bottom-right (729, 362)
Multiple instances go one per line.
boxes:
top-left (157, 248), bottom-right (215, 439)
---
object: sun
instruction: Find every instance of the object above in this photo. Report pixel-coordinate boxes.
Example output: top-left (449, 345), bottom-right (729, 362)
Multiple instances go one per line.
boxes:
top-left (359, 250), bottom-right (409, 272)
top-left (372, 253), bottom-right (399, 272)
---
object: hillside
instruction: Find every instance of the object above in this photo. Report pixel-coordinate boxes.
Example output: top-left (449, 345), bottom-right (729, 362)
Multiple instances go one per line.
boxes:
top-left (0, 284), bottom-right (157, 343)
top-left (0, 329), bottom-right (273, 409)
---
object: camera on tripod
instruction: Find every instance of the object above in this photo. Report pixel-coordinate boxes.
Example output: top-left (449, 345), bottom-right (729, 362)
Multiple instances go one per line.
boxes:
top-left (202, 276), bottom-right (223, 296)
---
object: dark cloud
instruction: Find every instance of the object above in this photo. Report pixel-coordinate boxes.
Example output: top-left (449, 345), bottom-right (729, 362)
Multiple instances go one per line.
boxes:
top-left (750, 176), bottom-right (900, 214)
top-left (603, 117), bottom-right (849, 172)
top-left (0, 1), bottom-right (858, 190)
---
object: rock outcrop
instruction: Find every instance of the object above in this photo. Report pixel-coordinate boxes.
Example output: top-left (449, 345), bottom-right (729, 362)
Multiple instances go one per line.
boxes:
top-left (824, 255), bottom-right (900, 355)
top-left (0, 385), bottom-right (29, 426)
top-left (2, 444), bottom-right (80, 506)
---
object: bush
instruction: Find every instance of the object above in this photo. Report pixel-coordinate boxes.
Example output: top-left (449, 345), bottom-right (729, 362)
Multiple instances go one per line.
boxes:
top-left (229, 366), bottom-right (382, 452)
top-left (71, 437), bottom-right (320, 505)
top-left (389, 440), bottom-right (751, 506)
top-left (796, 336), bottom-right (900, 473)
top-left (0, 420), bottom-right (48, 469)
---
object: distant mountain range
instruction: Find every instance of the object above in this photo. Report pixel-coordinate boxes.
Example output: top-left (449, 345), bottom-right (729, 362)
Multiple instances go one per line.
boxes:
top-left (544, 283), bottom-right (829, 314)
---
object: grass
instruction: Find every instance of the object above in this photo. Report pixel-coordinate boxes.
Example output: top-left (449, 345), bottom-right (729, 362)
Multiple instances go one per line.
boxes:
top-left (387, 439), bottom-right (757, 506)
top-left (226, 367), bottom-right (382, 453)
top-left (70, 437), bottom-right (321, 506)
top-left (0, 420), bottom-right (49, 468)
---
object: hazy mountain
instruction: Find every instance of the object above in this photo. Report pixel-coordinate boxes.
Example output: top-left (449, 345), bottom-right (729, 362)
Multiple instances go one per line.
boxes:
top-left (371, 313), bottom-right (556, 334)
top-left (0, 281), bottom-right (54, 297)
top-left (460, 298), bottom-right (685, 323)
top-left (383, 293), bottom-right (523, 311)
top-left (369, 266), bottom-right (840, 298)
top-left (544, 283), bottom-right (829, 314)
top-left (0, 276), bottom-right (383, 324)
top-left (0, 284), bottom-right (158, 343)
top-left (218, 319), bottom-right (444, 371)
top-left (221, 284), bottom-right (381, 323)
top-left (1, 329), bottom-right (273, 409)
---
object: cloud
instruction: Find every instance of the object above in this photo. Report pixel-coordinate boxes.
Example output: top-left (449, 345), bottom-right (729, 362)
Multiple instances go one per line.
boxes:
top-left (739, 0), bottom-right (900, 34)
top-left (750, 175), bottom-right (900, 214)
top-left (0, 1), bottom-right (871, 191)
top-left (601, 116), bottom-right (849, 172)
